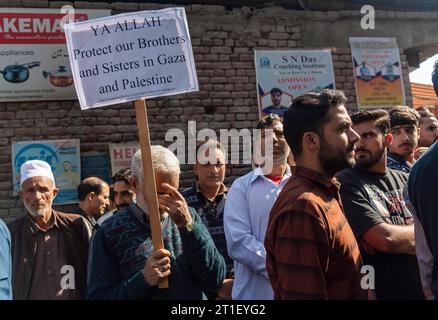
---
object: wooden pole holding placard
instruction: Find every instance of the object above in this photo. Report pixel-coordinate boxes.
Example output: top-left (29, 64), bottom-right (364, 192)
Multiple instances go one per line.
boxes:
top-left (134, 99), bottom-right (168, 289)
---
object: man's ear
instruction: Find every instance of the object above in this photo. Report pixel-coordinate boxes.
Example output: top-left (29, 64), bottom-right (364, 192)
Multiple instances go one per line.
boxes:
top-left (19, 190), bottom-right (23, 200)
top-left (417, 127), bottom-right (421, 139)
top-left (130, 176), bottom-right (138, 193)
top-left (52, 187), bottom-right (59, 199)
top-left (302, 132), bottom-right (320, 152)
top-left (384, 133), bottom-right (393, 147)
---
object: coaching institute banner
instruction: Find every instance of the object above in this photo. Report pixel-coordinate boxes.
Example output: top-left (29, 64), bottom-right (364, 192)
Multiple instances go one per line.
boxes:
top-left (0, 8), bottom-right (110, 102)
top-left (349, 37), bottom-right (406, 109)
top-left (254, 49), bottom-right (335, 118)
top-left (12, 139), bottom-right (81, 204)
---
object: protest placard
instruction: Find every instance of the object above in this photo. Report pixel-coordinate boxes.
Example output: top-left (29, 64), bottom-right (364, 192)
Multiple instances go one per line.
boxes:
top-left (65, 8), bottom-right (199, 288)
top-left (64, 7), bottom-right (198, 109)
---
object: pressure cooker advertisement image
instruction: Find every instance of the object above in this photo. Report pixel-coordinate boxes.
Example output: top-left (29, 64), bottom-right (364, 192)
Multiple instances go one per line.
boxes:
top-left (0, 8), bottom-right (110, 102)
top-left (0, 61), bottom-right (40, 83)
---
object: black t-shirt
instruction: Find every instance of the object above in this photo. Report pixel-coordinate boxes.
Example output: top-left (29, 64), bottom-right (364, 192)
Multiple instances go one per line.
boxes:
top-left (337, 167), bottom-right (424, 300)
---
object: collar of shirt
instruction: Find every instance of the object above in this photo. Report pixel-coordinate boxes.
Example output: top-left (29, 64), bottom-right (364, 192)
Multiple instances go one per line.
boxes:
top-left (74, 207), bottom-right (96, 227)
top-left (25, 210), bottom-right (59, 235)
top-left (294, 165), bottom-right (340, 191)
top-left (250, 165), bottom-right (292, 184)
top-left (195, 182), bottom-right (228, 204)
top-left (388, 152), bottom-right (413, 167)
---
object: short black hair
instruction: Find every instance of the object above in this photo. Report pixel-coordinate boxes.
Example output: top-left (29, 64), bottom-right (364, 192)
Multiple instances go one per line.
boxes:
top-left (77, 177), bottom-right (108, 201)
top-left (351, 109), bottom-right (390, 134)
top-left (256, 113), bottom-right (282, 130)
top-left (270, 87), bottom-right (282, 95)
top-left (388, 106), bottom-right (420, 128)
top-left (416, 106), bottom-right (436, 120)
top-left (283, 89), bottom-right (347, 157)
top-left (195, 139), bottom-right (224, 155)
top-left (111, 168), bottom-right (131, 185)
top-left (432, 60), bottom-right (438, 97)
top-left (195, 139), bottom-right (226, 165)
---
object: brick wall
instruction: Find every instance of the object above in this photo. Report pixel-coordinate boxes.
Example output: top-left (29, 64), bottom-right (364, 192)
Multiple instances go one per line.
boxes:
top-left (0, 2), bottom-right (414, 221)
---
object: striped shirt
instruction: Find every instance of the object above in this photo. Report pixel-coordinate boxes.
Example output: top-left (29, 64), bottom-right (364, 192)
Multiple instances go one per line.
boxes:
top-left (413, 215), bottom-right (435, 299)
top-left (265, 166), bottom-right (371, 300)
top-left (403, 186), bottom-right (435, 299)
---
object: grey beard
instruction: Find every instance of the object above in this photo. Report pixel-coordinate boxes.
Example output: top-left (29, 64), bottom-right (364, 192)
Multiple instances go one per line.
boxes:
top-left (24, 202), bottom-right (48, 218)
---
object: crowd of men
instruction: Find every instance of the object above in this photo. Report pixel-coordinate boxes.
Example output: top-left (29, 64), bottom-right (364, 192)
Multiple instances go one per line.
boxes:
top-left (0, 62), bottom-right (438, 300)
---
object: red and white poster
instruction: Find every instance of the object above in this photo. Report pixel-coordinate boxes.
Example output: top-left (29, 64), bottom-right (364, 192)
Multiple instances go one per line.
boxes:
top-left (0, 8), bottom-right (110, 102)
top-left (109, 142), bottom-right (139, 176)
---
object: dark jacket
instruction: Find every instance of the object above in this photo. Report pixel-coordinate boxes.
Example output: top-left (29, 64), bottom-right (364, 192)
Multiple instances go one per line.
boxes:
top-left (8, 210), bottom-right (90, 300)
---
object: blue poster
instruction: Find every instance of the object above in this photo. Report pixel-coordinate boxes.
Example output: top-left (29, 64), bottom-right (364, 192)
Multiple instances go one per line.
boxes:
top-left (81, 153), bottom-right (111, 184)
top-left (12, 139), bottom-right (81, 205)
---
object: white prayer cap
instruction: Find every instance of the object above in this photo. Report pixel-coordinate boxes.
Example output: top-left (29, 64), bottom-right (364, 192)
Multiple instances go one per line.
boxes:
top-left (20, 160), bottom-right (55, 186)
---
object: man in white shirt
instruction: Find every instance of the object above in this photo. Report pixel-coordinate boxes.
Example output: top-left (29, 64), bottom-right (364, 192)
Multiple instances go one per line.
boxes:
top-left (224, 113), bottom-right (292, 300)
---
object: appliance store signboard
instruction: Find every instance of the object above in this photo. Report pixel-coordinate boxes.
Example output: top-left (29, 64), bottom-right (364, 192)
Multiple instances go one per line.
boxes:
top-left (0, 8), bottom-right (110, 102)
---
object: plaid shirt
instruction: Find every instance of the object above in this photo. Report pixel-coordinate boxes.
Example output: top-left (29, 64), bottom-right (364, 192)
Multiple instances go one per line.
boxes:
top-left (182, 184), bottom-right (233, 277)
top-left (265, 166), bottom-right (372, 300)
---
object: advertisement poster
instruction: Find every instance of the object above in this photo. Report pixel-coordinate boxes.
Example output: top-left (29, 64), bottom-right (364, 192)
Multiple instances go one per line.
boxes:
top-left (349, 37), bottom-right (406, 109)
top-left (254, 49), bottom-right (335, 118)
top-left (81, 153), bottom-right (111, 183)
top-left (109, 142), bottom-right (139, 176)
top-left (0, 8), bottom-right (110, 102)
top-left (64, 7), bottom-right (198, 109)
top-left (12, 139), bottom-right (81, 204)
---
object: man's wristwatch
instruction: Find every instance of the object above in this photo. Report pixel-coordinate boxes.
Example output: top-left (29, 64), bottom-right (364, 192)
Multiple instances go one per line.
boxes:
top-left (182, 220), bottom-right (194, 232)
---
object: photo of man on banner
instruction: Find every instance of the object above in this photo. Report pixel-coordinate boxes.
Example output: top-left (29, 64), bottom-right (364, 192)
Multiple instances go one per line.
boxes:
top-left (262, 87), bottom-right (291, 117)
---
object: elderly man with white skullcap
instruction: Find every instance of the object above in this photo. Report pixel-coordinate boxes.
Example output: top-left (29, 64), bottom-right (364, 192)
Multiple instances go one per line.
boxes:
top-left (8, 160), bottom-right (90, 300)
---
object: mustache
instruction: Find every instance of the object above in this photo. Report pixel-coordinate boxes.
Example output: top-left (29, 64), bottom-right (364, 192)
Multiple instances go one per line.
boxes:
top-left (31, 201), bottom-right (46, 206)
top-left (355, 148), bottom-right (370, 154)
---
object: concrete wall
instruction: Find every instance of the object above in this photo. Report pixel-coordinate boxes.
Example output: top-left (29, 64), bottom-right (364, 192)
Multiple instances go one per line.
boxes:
top-left (0, 1), bottom-right (428, 221)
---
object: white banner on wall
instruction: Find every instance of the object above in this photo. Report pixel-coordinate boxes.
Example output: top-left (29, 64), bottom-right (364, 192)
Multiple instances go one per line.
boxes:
top-left (64, 7), bottom-right (199, 110)
top-left (0, 8), bottom-right (110, 102)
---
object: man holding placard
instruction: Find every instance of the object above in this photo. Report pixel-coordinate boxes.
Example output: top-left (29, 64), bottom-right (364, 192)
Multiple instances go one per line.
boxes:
top-left (87, 146), bottom-right (225, 299)
top-left (64, 7), bottom-right (206, 297)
